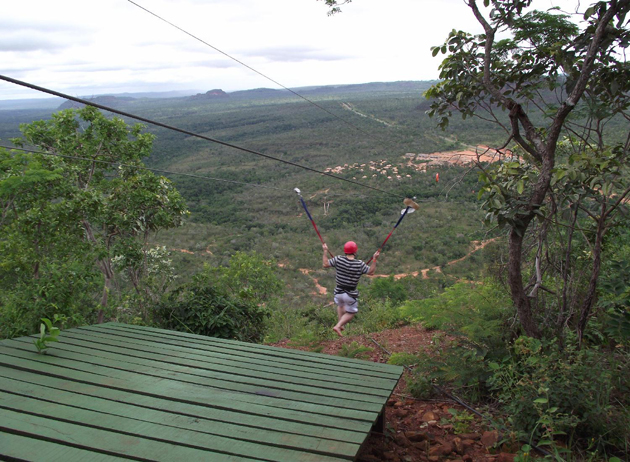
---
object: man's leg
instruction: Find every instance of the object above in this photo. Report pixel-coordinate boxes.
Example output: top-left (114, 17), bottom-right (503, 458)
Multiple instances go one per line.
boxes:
top-left (337, 304), bottom-right (344, 321)
top-left (333, 294), bottom-right (357, 336)
top-left (333, 312), bottom-right (355, 336)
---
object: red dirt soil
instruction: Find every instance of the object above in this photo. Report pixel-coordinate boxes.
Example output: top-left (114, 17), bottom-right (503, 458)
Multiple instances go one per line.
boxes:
top-left (269, 324), bottom-right (522, 462)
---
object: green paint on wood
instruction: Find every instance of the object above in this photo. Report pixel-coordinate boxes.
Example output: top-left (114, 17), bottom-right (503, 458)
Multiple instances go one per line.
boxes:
top-left (0, 323), bottom-right (402, 461)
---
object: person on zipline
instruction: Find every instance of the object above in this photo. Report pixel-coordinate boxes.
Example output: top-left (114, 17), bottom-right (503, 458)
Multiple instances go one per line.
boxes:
top-left (323, 241), bottom-right (379, 336)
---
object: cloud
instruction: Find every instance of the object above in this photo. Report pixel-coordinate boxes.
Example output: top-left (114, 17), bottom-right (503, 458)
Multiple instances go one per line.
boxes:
top-left (0, 34), bottom-right (68, 52)
top-left (241, 46), bottom-right (352, 63)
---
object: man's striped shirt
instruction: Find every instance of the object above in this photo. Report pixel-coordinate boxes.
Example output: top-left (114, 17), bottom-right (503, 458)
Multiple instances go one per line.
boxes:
top-left (328, 256), bottom-right (370, 298)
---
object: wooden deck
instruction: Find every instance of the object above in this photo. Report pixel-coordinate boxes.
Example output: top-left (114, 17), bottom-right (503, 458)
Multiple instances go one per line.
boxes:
top-left (0, 322), bottom-right (403, 461)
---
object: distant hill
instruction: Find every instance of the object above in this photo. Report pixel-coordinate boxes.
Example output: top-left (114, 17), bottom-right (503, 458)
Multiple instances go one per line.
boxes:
top-left (0, 81), bottom-right (437, 111)
top-left (58, 95), bottom-right (136, 110)
top-left (189, 89), bottom-right (229, 100)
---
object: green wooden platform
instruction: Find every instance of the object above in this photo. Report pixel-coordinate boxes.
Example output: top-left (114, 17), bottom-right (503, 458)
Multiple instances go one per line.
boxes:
top-left (0, 322), bottom-right (402, 461)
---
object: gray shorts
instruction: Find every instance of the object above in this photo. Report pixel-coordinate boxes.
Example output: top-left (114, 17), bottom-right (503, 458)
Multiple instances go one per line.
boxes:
top-left (334, 292), bottom-right (358, 313)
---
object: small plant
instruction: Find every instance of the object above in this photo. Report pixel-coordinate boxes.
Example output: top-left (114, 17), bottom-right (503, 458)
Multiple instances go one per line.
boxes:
top-left (446, 408), bottom-right (475, 434)
top-left (288, 330), bottom-right (324, 352)
top-left (33, 315), bottom-right (65, 354)
top-left (406, 371), bottom-right (437, 399)
top-left (337, 341), bottom-right (373, 359)
top-left (387, 352), bottom-right (419, 367)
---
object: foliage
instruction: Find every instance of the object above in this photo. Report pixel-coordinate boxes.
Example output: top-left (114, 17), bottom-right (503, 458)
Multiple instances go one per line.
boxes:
top-left (477, 139), bottom-right (630, 342)
top-left (406, 371), bottom-right (437, 400)
top-left (366, 276), bottom-right (408, 305)
top-left (1, 107), bottom-right (189, 332)
top-left (153, 270), bottom-right (270, 343)
top-left (426, 0), bottom-right (630, 340)
top-left (287, 330), bottom-right (324, 353)
top-left (337, 341), bottom-right (373, 359)
top-left (488, 336), bottom-right (630, 457)
top-left (0, 259), bottom-right (100, 339)
top-left (33, 315), bottom-right (65, 354)
top-left (401, 281), bottom-right (514, 400)
top-left (597, 233), bottom-right (630, 346)
top-left (400, 281), bottom-right (513, 350)
top-left (387, 352), bottom-right (419, 367)
top-left (349, 295), bottom-right (408, 335)
top-left (209, 251), bottom-right (284, 303)
top-left (444, 408), bottom-right (475, 435)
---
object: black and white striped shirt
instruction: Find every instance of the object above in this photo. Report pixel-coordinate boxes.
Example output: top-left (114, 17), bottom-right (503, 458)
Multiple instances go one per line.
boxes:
top-left (328, 256), bottom-right (370, 298)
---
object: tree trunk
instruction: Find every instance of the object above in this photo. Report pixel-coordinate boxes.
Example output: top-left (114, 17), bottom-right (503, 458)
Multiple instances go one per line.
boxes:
top-left (577, 215), bottom-right (606, 346)
top-left (508, 226), bottom-right (541, 338)
top-left (82, 219), bottom-right (114, 324)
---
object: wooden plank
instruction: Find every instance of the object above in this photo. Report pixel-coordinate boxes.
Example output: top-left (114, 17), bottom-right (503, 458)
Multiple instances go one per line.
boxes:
top-left (0, 376), bottom-right (360, 458)
top-left (0, 391), bottom-right (350, 462)
top-left (1, 341), bottom-right (384, 416)
top-left (0, 349), bottom-right (377, 429)
top-left (0, 322), bottom-right (403, 461)
top-left (43, 330), bottom-right (396, 392)
top-left (0, 431), bottom-right (129, 462)
top-left (0, 367), bottom-right (366, 444)
top-left (81, 323), bottom-right (400, 378)
top-left (0, 408), bottom-right (259, 462)
top-left (9, 336), bottom-right (391, 402)
top-left (111, 322), bottom-right (402, 375)
top-left (108, 322), bottom-right (400, 374)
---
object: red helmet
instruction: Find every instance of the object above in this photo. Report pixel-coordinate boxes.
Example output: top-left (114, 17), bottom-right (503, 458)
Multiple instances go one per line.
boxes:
top-left (344, 241), bottom-right (358, 254)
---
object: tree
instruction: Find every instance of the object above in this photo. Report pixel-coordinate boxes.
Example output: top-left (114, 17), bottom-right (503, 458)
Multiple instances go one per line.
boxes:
top-left (318, 0), bottom-right (352, 15)
top-left (3, 107), bottom-right (189, 327)
top-left (425, 0), bottom-right (630, 341)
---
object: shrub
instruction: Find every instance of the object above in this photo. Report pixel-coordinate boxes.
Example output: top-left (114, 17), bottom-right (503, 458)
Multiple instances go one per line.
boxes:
top-left (153, 273), bottom-right (269, 343)
top-left (366, 276), bottom-right (408, 305)
top-left (0, 262), bottom-right (100, 339)
top-left (387, 352), bottom-right (419, 367)
top-left (406, 371), bottom-right (437, 400)
top-left (488, 336), bottom-right (630, 457)
top-left (399, 281), bottom-right (514, 400)
top-left (337, 341), bottom-right (373, 359)
top-left (351, 295), bottom-right (410, 335)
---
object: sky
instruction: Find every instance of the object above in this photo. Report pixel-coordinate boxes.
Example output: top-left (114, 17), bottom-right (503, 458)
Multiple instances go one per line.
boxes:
top-left (1, 0), bottom-right (583, 100)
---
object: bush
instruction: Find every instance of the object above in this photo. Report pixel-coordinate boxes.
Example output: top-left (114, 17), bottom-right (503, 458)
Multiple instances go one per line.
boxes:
top-left (488, 336), bottom-right (630, 458)
top-left (351, 295), bottom-right (410, 335)
top-left (366, 276), bottom-right (408, 305)
top-left (398, 281), bottom-right (515, 400)
top-left (0, 262), bottom-right (100, 339)
top-left (153, 273), bottom-right (269, 343)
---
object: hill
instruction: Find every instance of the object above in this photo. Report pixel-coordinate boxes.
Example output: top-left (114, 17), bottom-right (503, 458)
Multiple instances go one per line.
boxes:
top-left (0, 80), bottom-right (504, 309)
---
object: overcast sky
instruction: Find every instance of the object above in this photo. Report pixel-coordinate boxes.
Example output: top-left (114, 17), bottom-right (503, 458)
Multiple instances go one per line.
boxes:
top-left (1, 0), bottom-right (582, 100)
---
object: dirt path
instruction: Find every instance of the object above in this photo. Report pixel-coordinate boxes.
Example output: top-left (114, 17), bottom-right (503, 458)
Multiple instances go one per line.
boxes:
top-left (341, 102), bottom-right (394, 127)
top-left (298, 268), bottom-right (328, 295)
top-left (370, 237), bottom-right (499, 280)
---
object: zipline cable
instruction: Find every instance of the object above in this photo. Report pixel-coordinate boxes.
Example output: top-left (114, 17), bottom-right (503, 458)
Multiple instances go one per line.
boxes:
top-left (0, 74), bottom-right (402, 200)
top-left (126, 0), bottom-right (375, 138)
top-left (0, 144), bottom-right (291, 193)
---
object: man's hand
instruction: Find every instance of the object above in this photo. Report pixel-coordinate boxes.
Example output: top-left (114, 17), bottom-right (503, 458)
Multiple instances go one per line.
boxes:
top-left (373, 250), bottom-right (380, 260)
top-left (323, 243), bottom-right (331, 268)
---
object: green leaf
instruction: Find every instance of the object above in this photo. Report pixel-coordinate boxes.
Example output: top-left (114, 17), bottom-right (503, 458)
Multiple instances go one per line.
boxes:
top-left (584, 6), bottom-right (595, 20)
top-left (533, 398), bottom-right (548, 404)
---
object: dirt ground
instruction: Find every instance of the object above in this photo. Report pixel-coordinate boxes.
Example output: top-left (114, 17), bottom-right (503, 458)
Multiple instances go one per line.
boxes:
top-left (270, 324), bottom-right (522, 462)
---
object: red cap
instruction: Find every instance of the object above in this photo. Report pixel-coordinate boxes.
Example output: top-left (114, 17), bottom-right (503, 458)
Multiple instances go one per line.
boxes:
top-left (344, 241), bottom-right (358, 254)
